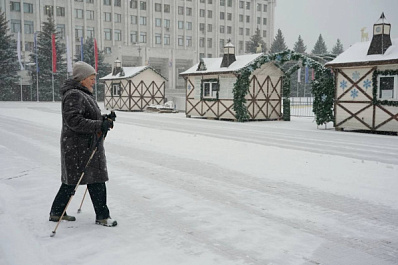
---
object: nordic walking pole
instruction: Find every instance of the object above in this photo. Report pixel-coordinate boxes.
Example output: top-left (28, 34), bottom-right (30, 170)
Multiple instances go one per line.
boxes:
top-left (50, 135), bottom-right (103, 237)
top-left (77, 187), bottom-right (88, 213)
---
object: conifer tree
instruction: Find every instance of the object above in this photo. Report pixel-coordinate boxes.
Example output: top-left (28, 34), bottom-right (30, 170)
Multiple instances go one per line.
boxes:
top-left (293, 35), bottom-right (307, 54)
top-left (247, 28), bottom-right (267, 53)
top-left (331, 39), bottom-right (344, 55)
top-left (74, 37), bottom-right (111, 101)
top-left (311, 34), bottom-right (328, 55)
top-left (29, 15), bottom-right (66, 101)
top-left (270, 29), bottom-right (288, 54)
top-left (0, 9), bottom-right (20, 100)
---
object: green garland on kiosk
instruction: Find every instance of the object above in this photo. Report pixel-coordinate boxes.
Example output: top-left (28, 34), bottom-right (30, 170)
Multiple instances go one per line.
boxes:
top-left (232, 50), bottom-right (335, 125)
top-left (372, 69), bottom-right (398, 107)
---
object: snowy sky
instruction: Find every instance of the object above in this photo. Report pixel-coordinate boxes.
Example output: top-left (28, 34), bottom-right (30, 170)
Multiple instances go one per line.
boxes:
top-left (274, 0), bottom-right (398, 52)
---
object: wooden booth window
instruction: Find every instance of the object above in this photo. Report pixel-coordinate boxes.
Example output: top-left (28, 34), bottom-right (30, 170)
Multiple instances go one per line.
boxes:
top-left (112, 83), bottom-right (122, 97)
top-left (201, 79), bottom-right (219, 100)
top-left (378, 75), bottom-right (397, 100)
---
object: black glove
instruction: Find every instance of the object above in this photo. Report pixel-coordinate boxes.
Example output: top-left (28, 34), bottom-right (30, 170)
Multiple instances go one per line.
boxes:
top-left (101, 119), bottom-right (114, 133)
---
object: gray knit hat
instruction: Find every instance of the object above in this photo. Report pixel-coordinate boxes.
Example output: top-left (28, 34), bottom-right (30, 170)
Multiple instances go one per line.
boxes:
top-left (72, 61), bottom-right (96, 81)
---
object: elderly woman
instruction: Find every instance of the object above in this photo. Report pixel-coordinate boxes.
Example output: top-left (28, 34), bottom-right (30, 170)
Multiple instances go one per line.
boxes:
top-left (49, 61), bottom-right (117, 227)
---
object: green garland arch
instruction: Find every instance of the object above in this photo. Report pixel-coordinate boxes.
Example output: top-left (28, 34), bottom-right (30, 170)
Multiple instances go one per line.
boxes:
top-left (372, 69), bottom-right (398, 107)
top-left (233, 50), bottom-right (335, 125)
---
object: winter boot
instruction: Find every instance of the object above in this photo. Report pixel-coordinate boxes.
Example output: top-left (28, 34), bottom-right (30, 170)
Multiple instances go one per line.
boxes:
top-left (49, 213), bottom-right (76, 222)
top-left (96, 218), bottom-right (117, 227)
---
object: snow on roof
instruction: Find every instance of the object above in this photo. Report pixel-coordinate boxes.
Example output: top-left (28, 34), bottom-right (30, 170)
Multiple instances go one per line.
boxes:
top-left (325, 38), bottom-right (398, 67)
top-left (180, 53), bottom-right (263, 76)
top-left (100, 66), bottom-right (167, 80)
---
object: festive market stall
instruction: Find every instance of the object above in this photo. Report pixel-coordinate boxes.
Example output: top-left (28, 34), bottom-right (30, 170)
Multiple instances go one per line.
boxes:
top-left (180, 42), bottom-right (284, 121)
top-left (326, 13), bottom-right (398, 133)
top-left (101, 59), bottom-right (167, 111)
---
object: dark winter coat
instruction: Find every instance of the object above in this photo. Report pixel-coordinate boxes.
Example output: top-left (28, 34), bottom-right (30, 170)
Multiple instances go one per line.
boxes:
top-left (60, 79), bottom-right (109, 185)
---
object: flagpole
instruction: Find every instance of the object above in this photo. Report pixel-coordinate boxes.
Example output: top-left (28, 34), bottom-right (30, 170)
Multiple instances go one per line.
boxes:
top-left (20, 76), bottom-right (23, 101)
top-left (52, 73), bottom-right (54, 102)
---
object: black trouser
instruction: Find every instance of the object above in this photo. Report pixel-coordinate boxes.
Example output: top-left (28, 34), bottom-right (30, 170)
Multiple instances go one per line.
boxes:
top-left (50, 182), bottom-right (110, 220)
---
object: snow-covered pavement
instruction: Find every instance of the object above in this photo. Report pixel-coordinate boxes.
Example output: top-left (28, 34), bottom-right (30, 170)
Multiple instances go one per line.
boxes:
top-left (0, 102), bottom-right (397, 265)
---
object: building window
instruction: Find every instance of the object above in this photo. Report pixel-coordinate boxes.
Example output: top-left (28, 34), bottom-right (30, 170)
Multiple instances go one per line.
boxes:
top-left (140, 1), bottom-right (146, 10)
top-left (186, 36), bottom-right (192, 47)
top-left (257, 3), bottom-right (261, 11)
top-left (257, 17), bottom-right (261, 24)
top-left (24, 21), bottom-right (34, 34)
top-left (220, 39), bottom-right (224, 50)
top-left (44, 5), bottom-right (54, 16)
top-left (164, 19), bottom-right (170, 29)
top-left (11, 19), bottom-right (21, 33)
top-left (239, 28), bottom-right (243, 35)
top-left (239, 15), bottom-right (243, 22)
top-left (86, 0), bottom-right (94, 3)
top-left (10, 1), bottom-right (21, 11)
top-left (246, 16), bottom-right (250, 23)
top-left (105, 47), bottom-right (112, 54)
top-left (220, 0), bottom-right (225, 6)
top-left (164, 4), bottom-right (170, 13)
top-left (208, 0), bottom-right (212, 4)
top-left (57, 24), bottom-right (65, 39)
top-left (75, 9), bottom-right (84, 19)
top-left (114, 30), bottom-right (121, 41)
top-left (75, 26), bottom-right (84, 40)
top-left (155, 3), bottom-right (162, 12)
top-left (57, 6), bottom-right (65, 16)
top-left (239, 1), bottom-right (244, 9)
top-left (178, 35), bottom-right (184, 46)
top-left (164, 34), bottom-right (170, 45)
top-left (178, 6), bottom-right (184, 15)
top-left (104, 0), bottom-right (111, 6)
top-left (186, 7), bottom-right (192, 16)
top-left (112, 83), bottom-right (121, 97)
top-left (208, 10), bottom-right (212, 18)
top-left (104, 12), bottom-right (112, 22)
top-left (220, 25), bottom-right (225, 33)
top-left (199, 23), bottom-right (205, 32)
top-left (207, 24), bottom-right (212, 32)
top-left (23, 3), bottom-right (33, 13)
top-left (200, 9), bottom-right (205, 17)
top-left (227, 26), bottom-right (232, 34)
top-left (131, 15), bottom-right (137, 24)
top-left (155, 18), bottom-right (162, 27)
top-left (114, 0), bottom-right (121, 7)
top-left (139, 16), bottom-right (147, 25)
top-left (378, 75), bottom-right (398, 100)
top-left (86, 10), bottom-right (94, 20)
top-left (207, 38), bottom-right (212, 48)
top-left (202, 79), bottom-right (219, 99)
top-left (227, 13), bottom-right (232, 20)
top-left (87, 27), bottom-right (94, 38)
top-left (25, 42), bottom-right (34, 52)
top-left (178, 21), bottom-right (184, 29)
top-left (104, 28), bottom-right (112, 40)
top-left (186, 22), bottom-right (192, 30)
top-left (155, 33), bottom-right (162, 44)
top-left (115, 13), bottom-right (122, 23)
top-left (220, 12), bottom-right (225, 20)
top-left (130, 0), bottom-right (137, 8)
top-left (227, 0), bottom-right (232, 7)
top-left (263, 18), bottom-right (267, 25)
top-left (139, 32), bottom-right (147, 43)
top-left (263, 30), bottom-right (267, 38)
top-left (199, 38), bottom-right (205, 47)
top-left (246, 2), bottom-right (250, 10)
top-left (263, 5), bottom-right (267, 12)
top-left (246, 28), bottom-right (250, 36)
top-left (130, 31), bottom-right (137, 43)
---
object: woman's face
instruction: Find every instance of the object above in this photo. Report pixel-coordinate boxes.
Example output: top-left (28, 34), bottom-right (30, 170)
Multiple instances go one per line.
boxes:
top-left (81, 74), bottom-right (96, 92)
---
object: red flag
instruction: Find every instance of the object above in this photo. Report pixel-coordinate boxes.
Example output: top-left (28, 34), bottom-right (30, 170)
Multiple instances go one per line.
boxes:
top-left (94, 38), bottom-right (98, 72)
top-left (311, 68), bottom-right (315, 80)
top-left (52, 34), bottom-right (56, 73)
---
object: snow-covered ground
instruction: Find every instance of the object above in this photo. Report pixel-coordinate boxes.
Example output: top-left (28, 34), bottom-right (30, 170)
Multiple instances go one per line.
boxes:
top-left (0, 102), bottom-right (397, 265)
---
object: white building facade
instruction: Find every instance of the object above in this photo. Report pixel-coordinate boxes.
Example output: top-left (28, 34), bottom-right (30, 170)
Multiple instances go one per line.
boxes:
top-left (1, 0), bottom-right (276, 90)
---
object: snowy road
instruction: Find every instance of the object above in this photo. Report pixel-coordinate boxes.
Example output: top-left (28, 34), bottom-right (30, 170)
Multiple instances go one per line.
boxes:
top-left (0, 102), bottom-right (397, 265)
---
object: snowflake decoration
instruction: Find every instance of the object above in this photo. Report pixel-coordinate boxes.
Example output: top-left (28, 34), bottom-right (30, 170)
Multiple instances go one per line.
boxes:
top-left (188, 84), bottom-right (192, 90)
top-left (351, 88), bottom-right (359, 99)
top-left (321, 94), bottom-right (327, 102)
top-left (340, 80), bottom-right (348, 90)
top-left (363, 79), bottom-right (372, 90)
top-left (352, 71), bottom-right (361, 82)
